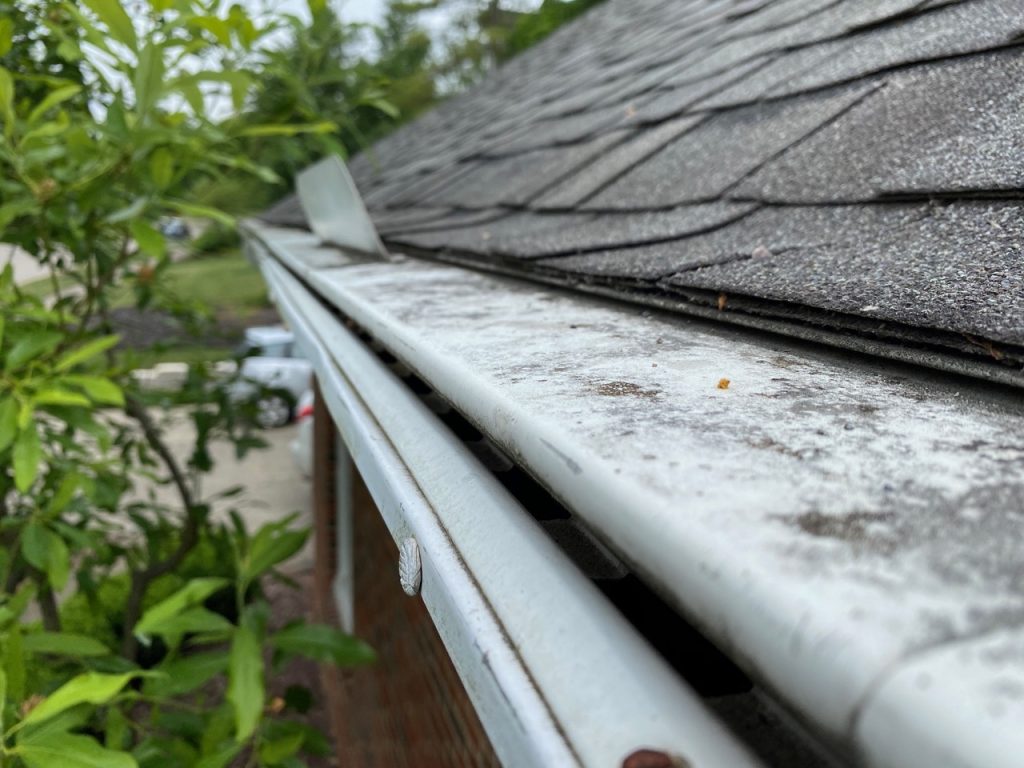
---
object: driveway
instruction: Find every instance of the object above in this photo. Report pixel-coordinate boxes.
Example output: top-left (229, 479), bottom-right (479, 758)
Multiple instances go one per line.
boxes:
top-left (3, 244), bottom-right (48, 284)
top-left (151, 412), bottom-right (313, 569)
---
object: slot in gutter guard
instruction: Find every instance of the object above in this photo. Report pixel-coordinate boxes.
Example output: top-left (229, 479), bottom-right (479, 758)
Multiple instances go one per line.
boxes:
top-left (253, 250), bottom-right (762, 768)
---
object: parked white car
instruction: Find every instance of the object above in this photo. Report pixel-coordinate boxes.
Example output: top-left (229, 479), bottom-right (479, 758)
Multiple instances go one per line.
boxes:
top-left (233, 326), bottom-right (313, 428)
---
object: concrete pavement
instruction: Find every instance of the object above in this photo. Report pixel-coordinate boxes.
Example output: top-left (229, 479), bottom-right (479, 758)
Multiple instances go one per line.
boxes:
top-left (149, 412), bottom-right (314, 570)
top-left (4, 244), bottom-right (48, 284)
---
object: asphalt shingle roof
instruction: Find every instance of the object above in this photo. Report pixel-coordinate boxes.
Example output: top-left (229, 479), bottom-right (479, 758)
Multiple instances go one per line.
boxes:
top-left (263, 0), bottom-right (1024, 376)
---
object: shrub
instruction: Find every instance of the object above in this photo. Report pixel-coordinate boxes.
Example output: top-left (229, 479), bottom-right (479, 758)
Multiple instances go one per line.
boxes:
top-left (0, 2), bottom-right (372, 765)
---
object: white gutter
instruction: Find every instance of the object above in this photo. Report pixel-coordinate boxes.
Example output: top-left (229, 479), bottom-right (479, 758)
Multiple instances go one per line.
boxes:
top-left (244, 220), bottom-right (1024, 768)
top-left (253, 247), bottom-right (763, 768)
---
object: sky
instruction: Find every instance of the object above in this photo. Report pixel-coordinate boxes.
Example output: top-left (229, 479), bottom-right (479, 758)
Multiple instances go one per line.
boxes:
top-left (334, 0), bottom-right (390, 25)
top-left (245, 0), bottom-right (389, 26)
top-left (252, 0), bottom-right (545, 34)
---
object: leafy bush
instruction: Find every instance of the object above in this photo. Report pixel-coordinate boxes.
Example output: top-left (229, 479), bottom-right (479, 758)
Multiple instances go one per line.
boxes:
top-left (0, 2), bottom-right (372, 765)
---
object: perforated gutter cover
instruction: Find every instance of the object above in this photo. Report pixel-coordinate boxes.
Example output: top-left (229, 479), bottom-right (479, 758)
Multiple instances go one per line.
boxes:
top-left (245, 149), bottom-right (1024, 767)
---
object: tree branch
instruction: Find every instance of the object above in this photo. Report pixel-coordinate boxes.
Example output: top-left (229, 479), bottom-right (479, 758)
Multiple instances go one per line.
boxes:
top-left (121, 396), bottom-right (204, 658)
top-left (37, 580), bottom-right (61, 632)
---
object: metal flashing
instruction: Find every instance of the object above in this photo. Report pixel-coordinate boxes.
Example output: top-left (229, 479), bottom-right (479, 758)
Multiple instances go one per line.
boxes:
top-left (295, 155), bottom-right (387, 256)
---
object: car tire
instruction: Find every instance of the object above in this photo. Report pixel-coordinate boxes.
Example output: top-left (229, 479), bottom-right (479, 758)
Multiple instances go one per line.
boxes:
top-left (256, 394), bottom-right (293, 429)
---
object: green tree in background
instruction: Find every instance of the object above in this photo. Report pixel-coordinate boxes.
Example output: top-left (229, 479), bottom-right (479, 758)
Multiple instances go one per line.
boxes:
top-left (196, 0), bottom-right (607, 217)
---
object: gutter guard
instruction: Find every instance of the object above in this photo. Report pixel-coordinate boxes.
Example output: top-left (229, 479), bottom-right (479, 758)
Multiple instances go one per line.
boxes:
top-left (244, 218), bottom-right (1024, 768)
top-left (253, 249), bottom-right (762, 768)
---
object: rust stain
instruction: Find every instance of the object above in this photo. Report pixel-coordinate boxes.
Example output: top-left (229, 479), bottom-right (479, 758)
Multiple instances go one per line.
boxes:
top-left (717, 378), bottom-right (731, 390)
top-left (717, 292), bottom-right (728, 311)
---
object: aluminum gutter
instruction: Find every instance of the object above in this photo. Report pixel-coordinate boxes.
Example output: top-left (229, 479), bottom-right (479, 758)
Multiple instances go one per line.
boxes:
top-left (253, 247), bottom-right (762, 768)
top-left (245, 221), bottom-right (1024, 768)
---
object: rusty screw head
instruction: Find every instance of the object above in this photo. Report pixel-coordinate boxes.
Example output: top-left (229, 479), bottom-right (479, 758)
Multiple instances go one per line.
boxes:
top-left (622, 749), bottom-right (691, 768)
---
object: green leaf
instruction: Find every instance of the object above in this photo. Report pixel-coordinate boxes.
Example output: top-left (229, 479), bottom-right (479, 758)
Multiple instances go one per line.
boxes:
top-left (190, 16), bottom-right (232, 46)
top-left (0, 666), bottom-right (6, 732)
top-left (56, 38), bottom-right (82, 62)
top-left (147, 148), bottom-right (174, 191)
top-left (130, 219), bottom-right (166, 259)
top-left (358, 97), bottom-right (399, 119)
top-left (104, 705), bottom-right (128, 751)
top-left (45, 472), bottom-right (82, 515)
top-left (21, 521), bottom-right (69, 589)
top-left (20, 113), bottom-right (71, 144)
top-left (33, 388), bottom-right (92, 408)
top-left (0, 66), bottom-right (14, 138)
top-left (5, 330), bottom-right (63, 371)
top-left (64, 375), bottom-right (125, 406)
top-left (270, 623), bottom-right (375, 667)
top-left (0, 18), bottom-right (12, 57)
top-left (236, 121), bottom-right (336, 138)
top-left (195, 743), bottom-right (242, 768)
top-left (177, 80), bottom-right (204, 114)
top-left (4, 624), bottom-right (25, 702)
top-left (55, 335), bottom-right (120, 371)
top-left (27, 85), bottom-right (82, 127)
top-left (134, 578), bottom-right (229, 639)
top-left (227, 615), bottom-right (264, 741)
top-left (143, 651), bottom-right (228, 697)
top-left (163, 199), bottom-right (234, 228)
top-left (106, 196), bottom-right (148, 224)
top-left (142, 607), bottom-right (232, 640)
top-left (0, 198), bottom-right (39, 232)
top-left (17, 399), bottom-right (31, 429)
top-left (16, 731), bottom-right (138, 768)
top-left (21, 632), bottom-right (110, 658)
top-left (0, 397), bottom-right (17, 451)
top-left (19, 672), bottom-right (136, 728)
top-left (13, 425), bottom-right (42, 493)
top-left (133, 41), bottom-right (164, 117)
top-left (259, 730), bottom-right (304, 765)
top-left (242, 521), bottom-right (308, 584)
top-left (81, 0), bottom-right (137, 51)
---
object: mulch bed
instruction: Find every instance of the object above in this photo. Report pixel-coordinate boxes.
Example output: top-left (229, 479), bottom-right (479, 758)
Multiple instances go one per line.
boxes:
top-left (108, 306), bottom-right (281, 350)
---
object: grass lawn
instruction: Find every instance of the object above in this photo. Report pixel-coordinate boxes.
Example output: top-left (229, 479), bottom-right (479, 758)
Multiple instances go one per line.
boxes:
top-left (144, 249), bottom-right (269, 316)
top-left (126, 345), bottom-right (239, 369)
top-left (19, 272), bottom-right (77, 300)
top-left (22, 248), bottom-right (267, 314)
top-left (20, 248), bottom-right (272, 364)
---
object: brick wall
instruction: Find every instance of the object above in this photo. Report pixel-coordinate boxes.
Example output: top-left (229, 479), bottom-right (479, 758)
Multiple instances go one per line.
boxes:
top-left (311, 385), bottom-right (500, 767)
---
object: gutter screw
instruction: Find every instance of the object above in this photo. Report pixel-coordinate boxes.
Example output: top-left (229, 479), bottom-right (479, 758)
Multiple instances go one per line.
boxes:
top-left (399, 537), bottom-right (422, 596)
